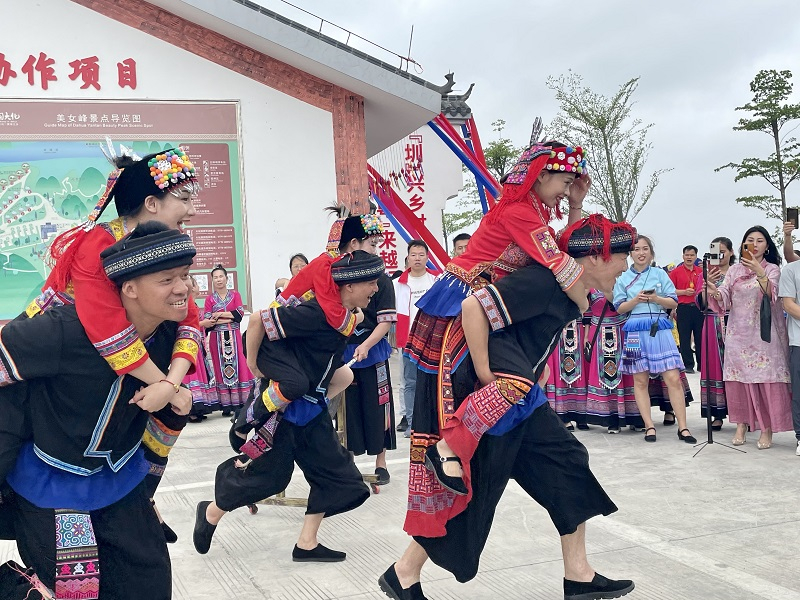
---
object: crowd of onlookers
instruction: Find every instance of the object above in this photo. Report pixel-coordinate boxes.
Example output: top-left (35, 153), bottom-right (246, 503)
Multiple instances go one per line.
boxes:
top-left (270, 220), bottom-right (800, 455)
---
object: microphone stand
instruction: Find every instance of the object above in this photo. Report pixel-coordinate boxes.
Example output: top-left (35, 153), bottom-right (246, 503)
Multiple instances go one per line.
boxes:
top-left (693, 254), bottom-right (745, 457)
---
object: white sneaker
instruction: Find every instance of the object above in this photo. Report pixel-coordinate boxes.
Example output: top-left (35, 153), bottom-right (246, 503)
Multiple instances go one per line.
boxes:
top-left (796, 440), bottom-right (800, 456)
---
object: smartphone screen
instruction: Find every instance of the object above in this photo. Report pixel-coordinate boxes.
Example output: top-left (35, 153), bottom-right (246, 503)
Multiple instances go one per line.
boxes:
top-left (788, 207), bottom-right (799, 230)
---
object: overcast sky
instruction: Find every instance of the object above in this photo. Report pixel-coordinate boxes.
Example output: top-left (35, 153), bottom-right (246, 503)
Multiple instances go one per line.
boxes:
top-left (258, 0), bottom-right (800, 264)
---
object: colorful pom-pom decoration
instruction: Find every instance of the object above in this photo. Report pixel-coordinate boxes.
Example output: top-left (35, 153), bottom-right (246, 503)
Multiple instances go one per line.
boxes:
top-left (148, 149), bottom-right (197, 191)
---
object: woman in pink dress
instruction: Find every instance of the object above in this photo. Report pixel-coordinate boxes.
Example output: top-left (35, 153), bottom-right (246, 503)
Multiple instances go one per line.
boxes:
top-left (202, 265), bottom-right (255, 413)
top-left (706, 226), bottom-right (792, 449)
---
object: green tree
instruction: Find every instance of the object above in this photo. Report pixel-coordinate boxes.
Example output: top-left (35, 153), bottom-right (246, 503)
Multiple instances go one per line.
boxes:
top-left (546, 72), bottom-right (669, 222)
top-left (716, 69), bottom-right (800, 221)
top-left (445, 120), bottom-right (523, 245)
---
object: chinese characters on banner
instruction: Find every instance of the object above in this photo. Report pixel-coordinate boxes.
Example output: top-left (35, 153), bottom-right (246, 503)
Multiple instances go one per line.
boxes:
top-left (0, 52), bottom-right (137, 90)
top-left (377, 134), bottom-right (425, 272)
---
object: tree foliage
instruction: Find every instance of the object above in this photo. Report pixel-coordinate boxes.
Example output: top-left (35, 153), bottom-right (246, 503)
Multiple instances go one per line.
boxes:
top-left (546, 72), bottom-right (669, 222)
top-left (716, 69), bottom-right (800, 222)
top-left (444, 120), bottom-right (523, 243)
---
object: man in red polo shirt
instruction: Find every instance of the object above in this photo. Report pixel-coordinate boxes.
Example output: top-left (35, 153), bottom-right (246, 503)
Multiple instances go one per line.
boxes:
top-left (669, 245), bottom-right (704, 373)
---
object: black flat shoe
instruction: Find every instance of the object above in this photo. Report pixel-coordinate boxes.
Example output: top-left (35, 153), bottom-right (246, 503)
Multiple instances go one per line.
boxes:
top-left (564, 572), bottom-right (635, 600)
top-left (375, 467), bottom-right (391, 486)
top-left (424, 444), bottom-right (467, 495)
top-left (292, 543), bottom-right (346, 562)
top-left (566, 423), bottom-right (575, 431)
top-left (662, 412), bottom-right (676, 426)
top-left (378, 564), bottom-right (428, 600)
top-left (577, 423), bottom-right (590, 431)
top-left (644, 427), bottom-right (656, 442)
top-left (711, 420), bottom-right (723, 431)
top-left (678, 428), bottom-right (697, 444)
top-left (396, 416), bottom-right (409, 432)
top-left (193, 501), bottom-right (217, 555)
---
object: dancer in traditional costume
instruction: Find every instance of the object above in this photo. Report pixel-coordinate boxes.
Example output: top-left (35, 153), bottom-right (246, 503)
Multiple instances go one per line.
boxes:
top-left (333, 217), bottom-right (397, 484)
top-left (614, 235), bottom-right (696, 444)
top-left (1, 148), bottom-right (201, 544)
top-left (546, 317), bottom-right (589, 429)
top-left (0, 223), bottom-right (196, 600)
top-left (202, 265), bottom-right (254, 413)
top-left (38, 148), bottom-right (201, 404)
top-left (583, 289), bottom-right (640, 432)
top-left (380, 215), bottom-right (635, 600)
top-left (404, 140), bottom-right (592, 494)
top-left (194, 251), bottom-right (384, 562)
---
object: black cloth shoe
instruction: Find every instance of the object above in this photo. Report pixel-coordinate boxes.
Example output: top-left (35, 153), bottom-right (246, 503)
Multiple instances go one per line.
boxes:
top-left (684, 368), bottom-right (695, 374)
top-left (292, 543), bottom-right (346, 562)
top-left (563, 572), bottom-right (634, 600)
top-left (193, 501), bottom-right (217, 555)
top-left (678, 428), bottom-right (697, 444)
top-left (378, 564), bottom-right (428, 600)
top-left (396, 416), bottom-right (408, 431)
top-left (375, 467), bottom-right (391, 486)
top-left (424, 444), bottom-right (467, 495)
top-left (662, 412), bottom-right (676, 426)
top-left (577, 423), bottom-right (590, 430)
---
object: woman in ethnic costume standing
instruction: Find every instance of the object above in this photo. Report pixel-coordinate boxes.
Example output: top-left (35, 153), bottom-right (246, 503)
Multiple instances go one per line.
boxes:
top-left (696, 236), bottom-right (735, 430)
top-left (706, 226), bottom-right (791, 449)
top-left (614, 235), bottom-right (696, 444)
top-left (203, 265), bottom-right (254, 413)
top-left (583, 289), bottom-right (640, 433)
top-left (546, 316), bottom-right (589, 429)
top-left (185, 275), bottom-right (218, 421)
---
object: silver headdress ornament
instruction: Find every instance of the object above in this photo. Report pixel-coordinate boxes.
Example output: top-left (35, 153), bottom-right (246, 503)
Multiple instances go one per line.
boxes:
top-left (529, 117), bottom-right (544, 146)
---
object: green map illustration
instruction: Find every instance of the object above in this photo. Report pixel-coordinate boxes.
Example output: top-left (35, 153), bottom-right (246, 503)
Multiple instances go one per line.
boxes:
top-left (0, 140), bottom-right (181, 320)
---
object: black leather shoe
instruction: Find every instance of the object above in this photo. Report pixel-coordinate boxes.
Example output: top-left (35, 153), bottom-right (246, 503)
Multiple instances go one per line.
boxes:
top-left (193, 501), bottom-right (217, 555)
top-left (678, 428), bottom-right (697, 444)
top-left (563, 573), bottom-right (634, 599)
top-left (378, 564), bottom-right (428, 600)
top-left (375, 467), bottom-right (391, 486)
top-left (424, 444), bottom-right (467, 495)
top-left (292, 543), bottom-right (346, 562)
top-left (396, 416), bottom-right (408, 432)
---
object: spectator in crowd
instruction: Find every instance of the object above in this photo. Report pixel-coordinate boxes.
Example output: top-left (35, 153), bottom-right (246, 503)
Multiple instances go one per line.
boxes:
top-left (779, 246), bottom-right (800, 456)
top-left (202, 265), bottom-right (255, 414)
top-left (707, 226), bottom-right (791, 449)
top-left (186, 275), bottom-right (218, 422)
top-left (394, 241), bottom-right (438, 437)
top-left (275, 253), bottom-right (309, 294)
top-left (698, 236), bottom-right (735, 431)
top-left (614, 235), bottom-right (696, 444)
top-left (783, 220), bottom-right (799, 264)
top-left (452, 233), bottom-right (471, 258)
top-left (669, 245), bottom-right (703, 373)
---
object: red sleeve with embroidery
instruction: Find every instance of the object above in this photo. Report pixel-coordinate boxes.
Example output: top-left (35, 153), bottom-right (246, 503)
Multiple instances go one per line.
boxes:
top-left (57, 228), bottom-right (199, 375)
top-left (502, 203), bottom-right (583, 290)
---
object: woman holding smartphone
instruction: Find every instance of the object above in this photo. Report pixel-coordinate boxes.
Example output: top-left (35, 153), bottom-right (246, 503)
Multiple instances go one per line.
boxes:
top-left (614, 235), bottom-right (696, 443)
top-left (705, 226), bottom-right (791, 449)
top-left (696, 237), bottom-right (735, 431)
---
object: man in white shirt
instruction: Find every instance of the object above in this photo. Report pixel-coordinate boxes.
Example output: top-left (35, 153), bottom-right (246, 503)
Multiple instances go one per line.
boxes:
top-left (394, 241), bottom-right (438, 437)
top-left (779, 260), bottom-right (800, 455)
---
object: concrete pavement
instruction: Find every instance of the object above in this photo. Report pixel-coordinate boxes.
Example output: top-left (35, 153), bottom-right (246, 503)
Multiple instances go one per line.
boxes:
top-left (3, 355), bottom-right (800, 599)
